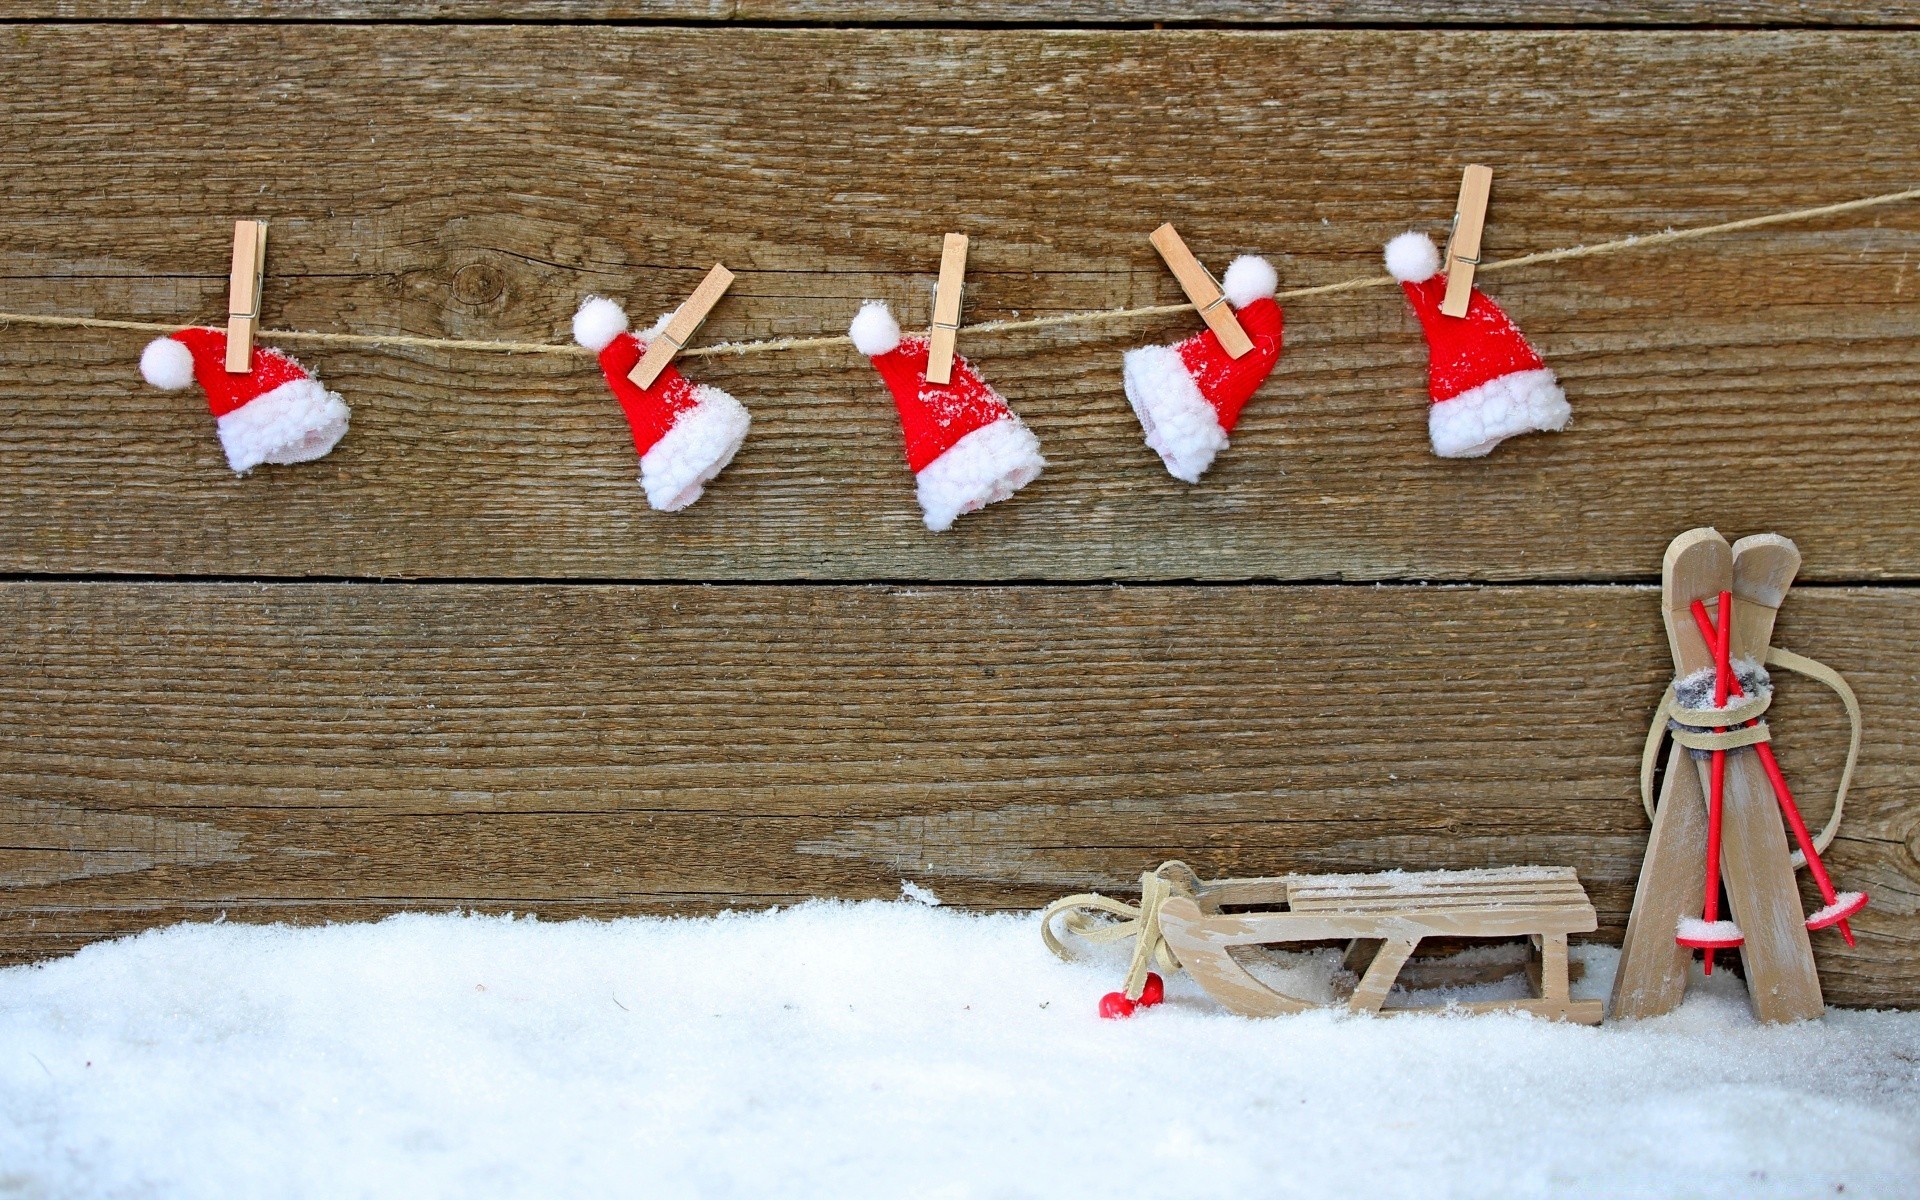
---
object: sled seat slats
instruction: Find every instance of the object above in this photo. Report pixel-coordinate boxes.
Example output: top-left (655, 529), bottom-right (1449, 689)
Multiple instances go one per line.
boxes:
top-left (1287, 867), bottom-right (1591, 916)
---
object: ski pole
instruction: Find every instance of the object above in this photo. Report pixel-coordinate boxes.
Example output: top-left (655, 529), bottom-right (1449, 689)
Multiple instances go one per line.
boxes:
top-left (1688, 602), bottom-right (1862, 945)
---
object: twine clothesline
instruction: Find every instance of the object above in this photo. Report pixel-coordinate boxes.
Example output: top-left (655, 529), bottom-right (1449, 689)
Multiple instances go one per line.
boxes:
top-left (1, 187), bottom-right (1915, 361)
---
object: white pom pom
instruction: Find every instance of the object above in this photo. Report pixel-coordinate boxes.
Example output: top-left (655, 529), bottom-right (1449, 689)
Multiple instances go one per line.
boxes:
top-left (1385, 231), bottom-right (1441, 284)
top-left (1221, 255), bottom-right (1277, 308)
top-left (848, 301), bottom-right (902, 356)
top-left (572, 296), bottom-right (629, 352)
top-left (140, 336), bottom-right (196, 390)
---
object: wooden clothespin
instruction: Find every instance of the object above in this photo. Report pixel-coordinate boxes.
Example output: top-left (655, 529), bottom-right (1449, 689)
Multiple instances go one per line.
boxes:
top-left (1148, 224), bottom-right (1253, 359)
top-left (926, 233), bottom-right (968, 386)
top-left (226, 219), bottom-right (268, 373)
top-left (1441, 165), bottom-right (1493, 318)
top-left (630, 263), bottom-right (736, 389)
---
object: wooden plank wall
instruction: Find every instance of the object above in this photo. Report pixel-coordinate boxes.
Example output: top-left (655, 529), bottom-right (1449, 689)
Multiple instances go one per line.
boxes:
top-left (1, 8), bottom-right (1916, 1004)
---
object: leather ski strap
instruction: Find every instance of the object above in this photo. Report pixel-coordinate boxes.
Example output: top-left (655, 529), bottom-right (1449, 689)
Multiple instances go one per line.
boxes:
top-left (1641, 647), bottom-right (1862, 863)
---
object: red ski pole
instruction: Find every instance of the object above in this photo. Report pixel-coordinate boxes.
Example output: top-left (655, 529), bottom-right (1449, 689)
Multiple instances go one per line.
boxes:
top-left (1701, 593), bottom-right (1733, 974)
top-left (1671, 595), bottom-right (1741, 971)
top-left (1688, 603), bottom-right (1865, 945)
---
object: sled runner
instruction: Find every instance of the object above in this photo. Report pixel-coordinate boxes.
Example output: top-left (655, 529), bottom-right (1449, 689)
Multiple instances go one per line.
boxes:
top-left (1044, 861), bottom-right (1603, 1023)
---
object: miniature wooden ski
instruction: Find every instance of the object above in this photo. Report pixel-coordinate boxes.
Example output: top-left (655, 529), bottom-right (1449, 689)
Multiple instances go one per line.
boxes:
top-left (1613, 529), bottom-right (1861, 1024)
top-left (1712, 535), bottom-right (1824, 1022)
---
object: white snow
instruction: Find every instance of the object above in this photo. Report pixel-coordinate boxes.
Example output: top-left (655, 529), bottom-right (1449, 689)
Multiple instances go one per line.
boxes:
top-left (1809, 892), bottom-right (1868, 928)
top-left (899, 880), bottom-right (943, 906)
top-left (4, 902), bottom-right (1919, 1199)
top-left (1298, 864), bottom-right (1567, 895)
top-left (1678, 917), bottom-right (1746, 944)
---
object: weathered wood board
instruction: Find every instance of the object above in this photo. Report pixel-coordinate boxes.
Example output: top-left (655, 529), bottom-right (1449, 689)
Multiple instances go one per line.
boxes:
top-left (1, 27), bottom-right (1917, 581)
top-left (9, 3), bottom-right (1914, 23)
top-left (2, 12), bottom-right (1917, 1005)
top-left (2, 583), bottom-right (1914, 1006)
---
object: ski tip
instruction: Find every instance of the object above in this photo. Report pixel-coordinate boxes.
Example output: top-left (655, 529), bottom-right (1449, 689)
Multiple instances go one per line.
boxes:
top-left (1730, 533), bottom-right (1802, 606)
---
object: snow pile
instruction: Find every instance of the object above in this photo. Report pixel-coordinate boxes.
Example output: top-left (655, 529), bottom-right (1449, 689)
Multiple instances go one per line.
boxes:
top-left (3, 899), bottom-right (1919, 1198)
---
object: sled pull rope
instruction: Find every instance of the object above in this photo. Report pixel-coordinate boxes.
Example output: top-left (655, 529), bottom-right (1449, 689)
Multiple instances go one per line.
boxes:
top-left (1640, 646), bottom-right (1861, 864)
top-left (1041, 863), bottom-right (1190, 1002)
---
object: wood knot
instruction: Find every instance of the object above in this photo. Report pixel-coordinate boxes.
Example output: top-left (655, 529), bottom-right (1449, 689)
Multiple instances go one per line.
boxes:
top-left (452, 261), bottom-right (507, 307)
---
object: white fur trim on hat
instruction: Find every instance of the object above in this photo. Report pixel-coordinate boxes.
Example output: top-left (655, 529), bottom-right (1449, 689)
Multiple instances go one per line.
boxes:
top-left (849, 301), bottom-right (902, 357)
top-left (638, 384), bottom-right (751, 512)
top-left (1427, 366), bottom-right (1570, 459)
top-left (140, 336), bottom-right (196, 390)
top-left (572, 296), bottom-right (630, 352)
top-left (1122, 343), bottom-right (1227, 484)
top-left (1385, 231), bottom-right (1442, 284)
top-left (214, 377), bottom-right (351, 475)
top-left (913, 415), bottom-right (1045, 532)
top-left (1221, 256), bottom-right (1277, 309)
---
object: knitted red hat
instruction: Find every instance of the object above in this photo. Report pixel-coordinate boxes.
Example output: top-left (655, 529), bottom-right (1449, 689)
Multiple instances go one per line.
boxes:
top-left (848, 301), bottom-right (1045, 532)
top-left (1122, 255), bottom-right (1284, 483)
top-left (573, 297), bottom-right (752, 512)
top-left (138, 328), bottom-right (350, 475)
top-left (1384, 232), bottom-right (1570, 458)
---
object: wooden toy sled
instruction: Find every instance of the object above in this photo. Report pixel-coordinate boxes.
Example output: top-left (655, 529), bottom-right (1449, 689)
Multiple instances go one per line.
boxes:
top-left (1045, 861), bottom-right (1603, 1023)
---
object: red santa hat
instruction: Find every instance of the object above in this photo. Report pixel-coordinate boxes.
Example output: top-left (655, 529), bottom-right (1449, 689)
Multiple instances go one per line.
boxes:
top-left (573, 297), bottom-right (752, 512)
top-left (139, 329), bottom-right (350, 475)
top-left (849, 301), bottom-right (1046, 532)
top-left (1121, 255), bottom-right (1284, 483)
top-left (1384, 231), bottom-right (1570, 458)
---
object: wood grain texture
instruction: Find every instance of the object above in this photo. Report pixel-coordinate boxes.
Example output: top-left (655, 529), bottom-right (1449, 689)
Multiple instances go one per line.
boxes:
top-left (2, 581), bottom-right (1915, 1006)
top-left (2, 28), bottom-right (1918, 582)
top-left (6, 3), bottom-right (1916, 24)
top-left (1609, 740), bottom-right (1709, 1018)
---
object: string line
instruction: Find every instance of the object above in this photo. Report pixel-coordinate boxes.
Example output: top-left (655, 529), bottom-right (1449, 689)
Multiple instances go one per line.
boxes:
top-left (0, 187), bottom-right (1913, 361)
